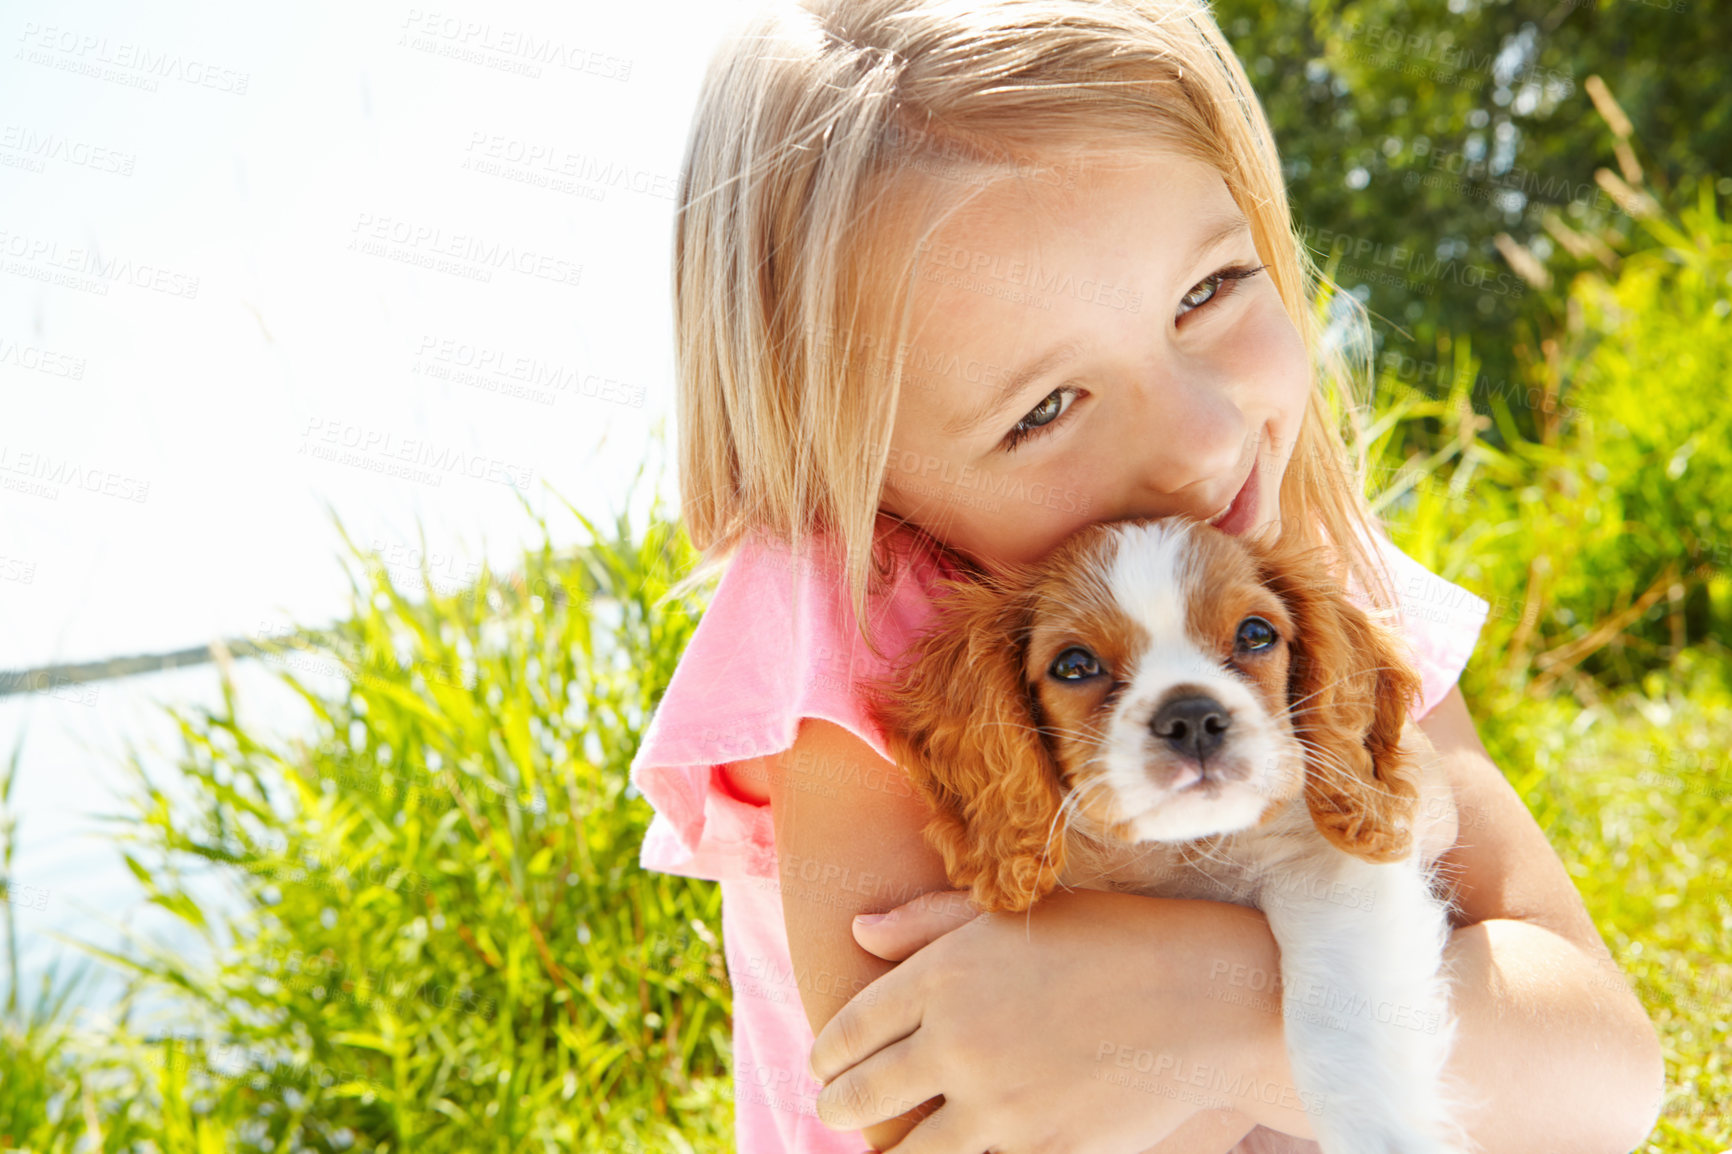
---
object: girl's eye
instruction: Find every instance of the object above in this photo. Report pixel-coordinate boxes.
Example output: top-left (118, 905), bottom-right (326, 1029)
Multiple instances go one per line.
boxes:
top-left (1049, 646), bottom-right (1103, 681)
top-left (1178, 263), bottom-right (1268, 320)
top-left (1001, 384), bottom-right (1082, 453)
top-left (1235, 616), bottom-right (1278, 653)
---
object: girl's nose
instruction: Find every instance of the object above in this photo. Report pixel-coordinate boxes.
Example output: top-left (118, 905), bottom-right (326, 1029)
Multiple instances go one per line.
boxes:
top-left (1128, 367), bottom-right (1249, 510)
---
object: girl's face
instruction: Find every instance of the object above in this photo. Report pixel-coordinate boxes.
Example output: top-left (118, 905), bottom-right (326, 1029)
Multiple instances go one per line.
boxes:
top-left (876, 149), bottom-right (1310, 570)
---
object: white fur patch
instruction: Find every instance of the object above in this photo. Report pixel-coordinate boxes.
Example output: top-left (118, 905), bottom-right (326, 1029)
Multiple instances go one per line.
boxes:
top-left (1096, 522), bottom-right (1294, 843)
top-left (1102, 521), bottom-right (1194, 653)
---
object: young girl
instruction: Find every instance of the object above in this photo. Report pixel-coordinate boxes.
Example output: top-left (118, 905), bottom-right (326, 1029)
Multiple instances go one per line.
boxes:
top-left (630, 1), bottom-right (1663, 1151)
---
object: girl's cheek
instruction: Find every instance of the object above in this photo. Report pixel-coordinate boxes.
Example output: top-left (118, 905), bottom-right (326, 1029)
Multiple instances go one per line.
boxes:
top-left (956, 510), bottom-right (1066, 569)
top-left (1236, 297), bottom-right (1310, 415)
top-left (883, 377), bottom-right (1108, 534)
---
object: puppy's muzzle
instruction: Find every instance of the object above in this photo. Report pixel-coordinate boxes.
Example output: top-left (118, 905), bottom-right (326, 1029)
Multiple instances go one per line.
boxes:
top-left (1150, 692), bottom-right (1229, 758)
top-left (1147, 689), bottom-right (1250, 790)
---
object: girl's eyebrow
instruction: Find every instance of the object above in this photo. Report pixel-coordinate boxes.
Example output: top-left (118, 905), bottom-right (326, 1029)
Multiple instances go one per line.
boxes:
top-left (943, 341), bottom-right (1084, 437)
top-left (941, 212), bottom-right (1253, 439)
top-left (1188, 213), bottom-right (1254, 268)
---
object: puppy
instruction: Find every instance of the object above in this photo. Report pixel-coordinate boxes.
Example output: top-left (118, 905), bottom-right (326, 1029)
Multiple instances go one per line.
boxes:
top-left (867, 517), bottom-right (1469, 1154)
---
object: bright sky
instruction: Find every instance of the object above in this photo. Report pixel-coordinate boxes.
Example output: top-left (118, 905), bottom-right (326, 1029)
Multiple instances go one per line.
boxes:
top-left (0, 0), bottom-right (771, 1013)
top-left (1, 0), bottom-right (762, 673)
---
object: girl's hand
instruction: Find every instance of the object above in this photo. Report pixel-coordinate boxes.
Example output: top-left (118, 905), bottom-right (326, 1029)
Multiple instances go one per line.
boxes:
top-left (808, 887), bottom-right (1289, 1154)
top-left (849, 887), bottom-right (982, 962)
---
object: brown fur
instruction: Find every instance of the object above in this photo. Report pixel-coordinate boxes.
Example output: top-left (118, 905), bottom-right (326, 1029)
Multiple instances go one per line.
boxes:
top-left (868, 566), bottom-right (1070, 913)
top-left (867, 520), bottom-right (1425, 914)
top-left (1240, 528), bottom-right (1424, 862)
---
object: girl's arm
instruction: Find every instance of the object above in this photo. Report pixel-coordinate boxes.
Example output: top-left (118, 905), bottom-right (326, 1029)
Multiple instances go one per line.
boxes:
top-left (1395, 686), bottom-right (1664, 1149)
top-left (765, 717), bottom-right (1260, 1153)
top-left (760, 717), bottom-right (958, 1147)
top-left (837, 686), bottom-right (1666, 1152)
top-left (1162, 685), bottom-right (1666, 1148)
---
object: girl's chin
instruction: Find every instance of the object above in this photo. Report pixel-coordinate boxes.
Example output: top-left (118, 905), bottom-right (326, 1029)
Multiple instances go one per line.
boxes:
top-left (950, 533), bottom-right (1058, 572)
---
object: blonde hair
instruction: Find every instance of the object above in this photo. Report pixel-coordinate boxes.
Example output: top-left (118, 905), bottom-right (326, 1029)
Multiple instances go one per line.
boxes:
top-left (669, 0), bottom-right (1397, 653)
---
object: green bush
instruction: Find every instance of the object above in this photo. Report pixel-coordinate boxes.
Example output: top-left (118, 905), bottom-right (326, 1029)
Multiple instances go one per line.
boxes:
top-left (4, 492), bottom-right (737, 1153)
top-left (1363, 160), bottom-right (1732, 1149)
top-left (1210, 1), bottom-right (1732, 410)
top-left (1366, 170), bottom-right (1732, 713)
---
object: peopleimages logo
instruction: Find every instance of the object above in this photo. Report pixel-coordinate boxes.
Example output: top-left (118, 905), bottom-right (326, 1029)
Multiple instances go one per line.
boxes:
top-left (0, 335), bottom-right (86, 379)
top-left (1338, 22), bottom-right (1572, 92)
top-left (878, 119), bottom-right (1084, 191)
top-left (0, 444), bottom-right (149, 502)
top-left (347, 213), bottom-right (583, 289)
top-left (298, 417), bottom-right (535, 490)
top-left (0, 124), bottom-right (137, 175)
top-left (461, 132), bottom-right (677, 202)
top-left (915, 239), bottom-right (1143, 313)
top-left (0, 229), bottom-right (200, 299)
top-left (1405, 144), bottom-right (1621, 216)
top-left (397, 9), bottom-right (633, 81)
top-left (1300, 225), bottom-right (1524, 299)
top-left (412, 335), bottom-right (644, 408)
top-left (15, 23), bottom-right (252, 94)
top-left (883, 448), bottom-right (1093, 515)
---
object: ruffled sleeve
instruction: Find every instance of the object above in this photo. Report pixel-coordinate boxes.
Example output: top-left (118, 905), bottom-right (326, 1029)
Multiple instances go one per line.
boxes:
top-left (629, 528), bottom-right (947, 884)
top-left (1363, 530), bottom-right (1492, 719)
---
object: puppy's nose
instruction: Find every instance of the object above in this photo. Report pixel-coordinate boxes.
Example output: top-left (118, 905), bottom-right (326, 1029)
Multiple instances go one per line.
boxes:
top-left (1150, 695), bottom-right (1230, 762)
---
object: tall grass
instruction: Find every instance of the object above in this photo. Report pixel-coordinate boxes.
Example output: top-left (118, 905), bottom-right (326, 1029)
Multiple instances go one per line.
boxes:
top-left (2, 489), bottom-right (737, 1153)
top-left (1362, 158), bottom-right (1732, 717)
top-left (1357, 152), bottom-right (1732, 1143)
top-left (1, 736), bottom-right (110, 1151)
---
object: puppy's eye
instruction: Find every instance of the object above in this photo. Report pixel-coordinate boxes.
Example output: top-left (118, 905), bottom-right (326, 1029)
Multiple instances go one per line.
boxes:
top-left (1049, 646), bottom-right (1103, 681)
top-left (1235, 616), bottom-right (1277, 653)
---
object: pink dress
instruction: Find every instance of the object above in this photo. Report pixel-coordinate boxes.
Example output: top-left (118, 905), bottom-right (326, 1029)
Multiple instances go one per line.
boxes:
top-left (629, 521), bottom-right (1490, 1153)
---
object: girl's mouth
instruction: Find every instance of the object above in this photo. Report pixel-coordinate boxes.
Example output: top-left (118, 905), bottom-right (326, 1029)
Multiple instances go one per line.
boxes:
top-left (1208, 454), bottom-right (1260, 537)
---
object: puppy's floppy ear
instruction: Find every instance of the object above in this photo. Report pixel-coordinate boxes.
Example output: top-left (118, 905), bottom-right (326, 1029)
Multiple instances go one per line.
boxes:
top-left (866, 573), bottom-right (1068, 914)
top-left (1253, 534), bottom-right (1425, 863)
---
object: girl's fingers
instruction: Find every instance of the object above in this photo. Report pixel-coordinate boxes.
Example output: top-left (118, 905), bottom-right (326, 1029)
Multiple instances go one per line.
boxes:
top-left (809, 968), bottom-right (923, 1085)
top-left (852, 889), bottom-right (983, 961)
top-left (862, 1098), bottom-right (990, 1154)
top-left (813, 1033), bottom-right (942, 1132)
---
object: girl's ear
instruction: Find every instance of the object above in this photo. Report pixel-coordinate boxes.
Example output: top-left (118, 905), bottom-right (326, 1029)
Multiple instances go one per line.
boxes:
top-left (867, 575), bottom-right (1069, 914)
top-left (1254, 536), bottom-right (1425, 863)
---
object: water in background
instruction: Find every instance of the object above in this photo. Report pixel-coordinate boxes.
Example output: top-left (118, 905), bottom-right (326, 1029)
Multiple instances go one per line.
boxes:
top-left (3, 659), bottom-right (330, 1022)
